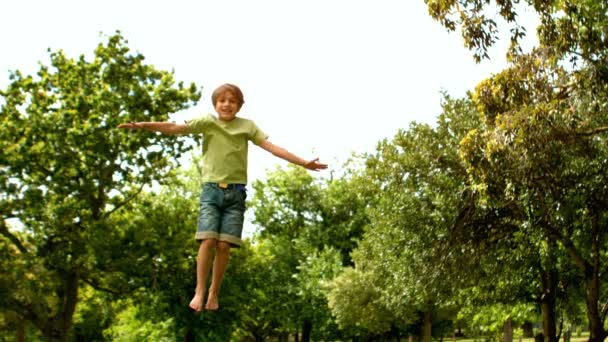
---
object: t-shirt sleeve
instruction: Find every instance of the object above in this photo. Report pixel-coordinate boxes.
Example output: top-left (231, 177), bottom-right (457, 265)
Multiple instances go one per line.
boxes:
top-left (250, 122), bottom-right (269, 146)
top-left (186, 114), bottom-right (212, 134)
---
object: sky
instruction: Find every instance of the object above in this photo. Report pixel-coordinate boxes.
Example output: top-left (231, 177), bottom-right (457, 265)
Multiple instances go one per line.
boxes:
top-left (1, 0), bottom-right (539, 235)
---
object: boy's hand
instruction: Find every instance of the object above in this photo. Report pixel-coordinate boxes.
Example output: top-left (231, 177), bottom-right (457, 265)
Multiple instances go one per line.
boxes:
top-left (303, 158), bottom-right (328, 171)
top-left (117, 122), bottom-right (142, 129)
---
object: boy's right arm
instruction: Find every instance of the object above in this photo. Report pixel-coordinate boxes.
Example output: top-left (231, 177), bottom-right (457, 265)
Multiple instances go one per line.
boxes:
top-left (117, 122), bottom-right (191, 135)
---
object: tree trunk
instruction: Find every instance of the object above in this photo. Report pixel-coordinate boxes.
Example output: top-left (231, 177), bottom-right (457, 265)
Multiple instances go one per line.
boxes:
top-left (560, 216), bottom-right (607, 342)
top-left (540, 279), bottom-right (558, 342)
top-left (562, 326), bottom-right (571, 342)
top-left (535, 333), bottom-right (544, 342)
top-left (16, 318), bottom-right (25, 342)
top-left (540, 243), bottom-right (559, 342)
top-left (503, 317), bottom-right (513, 342)
top-left (302, 319), bottom-right (312, 342)
top-left (43, 269), bottom-right (81, 342)
top-left (390, 325), bottom-right (400, 342)
top-left (61, 270), bottom-right (80, 340)
top-left (522, 322), bottom-right (534, 338)
top-left (584, 263), bottom-right (607, 342)
top-left (423, 311), bottom-right (432, 342)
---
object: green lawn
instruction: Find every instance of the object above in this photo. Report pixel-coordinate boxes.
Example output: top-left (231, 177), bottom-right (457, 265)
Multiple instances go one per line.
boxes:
top-left (446, 332), bottom-right (593, 342)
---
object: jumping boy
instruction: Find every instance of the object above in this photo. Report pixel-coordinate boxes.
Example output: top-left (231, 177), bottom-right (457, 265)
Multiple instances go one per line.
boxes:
top-left (117, 83), bottom-right (327, 312)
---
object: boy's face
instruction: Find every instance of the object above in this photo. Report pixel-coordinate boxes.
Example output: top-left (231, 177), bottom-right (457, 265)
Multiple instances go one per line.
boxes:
top-left (215, 91), bottom-right (240, 122)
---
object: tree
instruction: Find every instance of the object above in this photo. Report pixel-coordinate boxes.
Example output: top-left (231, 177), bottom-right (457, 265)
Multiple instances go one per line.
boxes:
top-left (249, 165), bottom-right (322, 340)
top-left (293, 246), bottom-right (344, 341)
top-left (327, 267), bottom-right (396, 335)
top-left (230, 238), bottom-right (299, 342)
top-left (0, 228), bottom-right (45, 341)
top-left (461, 66), bottom-right (608, 341)
top-left (249, 164), bottom-right (369, 341)
top-left (425, 0), bottom-right (608, 65)
top-left (100, 156), bottom-right (272, 342)
top-left (426, 2), bottom-right (608, 340)
top-left (0, 32), bottom-right (200, 341)
top-left (457, 50), bottom-right (608, 342)
top-left (327, 96), bottom-right (482, 340)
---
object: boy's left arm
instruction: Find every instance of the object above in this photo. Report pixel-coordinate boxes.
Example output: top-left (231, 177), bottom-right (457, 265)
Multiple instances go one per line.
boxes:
top-left (259, 140), bottom-right (328, 171)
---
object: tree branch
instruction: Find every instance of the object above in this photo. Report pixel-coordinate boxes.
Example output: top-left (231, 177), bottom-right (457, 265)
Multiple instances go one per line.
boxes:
top-left (601, 300), bottom-right (608, 323)
top-left (577, 126), bottom-right (608, 137)
top-left (0, 219), bottom-right (29, 254)
top-left (558, 234), bottom-right (590, 273)
top-left (103, 183), bottom-right (146, 219)
top-left (81, 277), bottom-right (122, 296)
top-left (540, 219), bottom-right (590, 273)
top-left (3, 293), bottom-right (50, 334)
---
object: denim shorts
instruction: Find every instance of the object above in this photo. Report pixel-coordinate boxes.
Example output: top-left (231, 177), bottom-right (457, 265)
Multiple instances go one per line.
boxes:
top-left (195, 183), bottom-right (247, 247)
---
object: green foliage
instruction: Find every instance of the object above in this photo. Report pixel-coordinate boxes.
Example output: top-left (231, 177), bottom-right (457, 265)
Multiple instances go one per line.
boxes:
top-left (427, 1), bottom-right (608, 339)
top-left (71, 286), bottom-right (115, 341)
top-left (535, 0), bottom-right (608, 65)
top-left (231, 238), bottom-right (304, 341)
top-left (459, 39), bottom-right (608, 342)
top-left (425, 0), bottom-right (608, 65)
top-left (103, 302), bottom-right (175, 342)
top-left (294, 247), bottom-right (344, 339)
top-left (458, 303), bottom-right (537, 339)
top-left (251, 165), bottom-right (322, 240)
top-left (327, 268), bottom-right (394, 333)
top-left (248, 164), bottom-right (369, 340)
top-left (0, 232), bottom-right (45, 341)
top-left (327, 95), bottom-right (482, 338)
top-left (107, 161), bottom-right (247, 341)
top-left (0, 31), bottom-right (200, 339)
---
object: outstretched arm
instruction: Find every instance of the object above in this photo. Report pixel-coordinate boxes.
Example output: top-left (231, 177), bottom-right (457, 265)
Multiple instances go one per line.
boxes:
top-left (117, 122), bottom-right (190, 135)
top-left (259, 139), bottom-right (328, 171)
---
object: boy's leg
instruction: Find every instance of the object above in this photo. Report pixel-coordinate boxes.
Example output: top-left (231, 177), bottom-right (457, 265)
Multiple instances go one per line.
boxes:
top-left (205, 240), bottom-right (231, 311)
top-left (191, 183), bottom-right (223, 311)
top-left (189, 239), bottom-right (216, 312)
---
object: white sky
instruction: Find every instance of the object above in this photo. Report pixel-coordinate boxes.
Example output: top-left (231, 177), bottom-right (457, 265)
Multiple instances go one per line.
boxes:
top-left (1, 0), bottom-right (538, 235)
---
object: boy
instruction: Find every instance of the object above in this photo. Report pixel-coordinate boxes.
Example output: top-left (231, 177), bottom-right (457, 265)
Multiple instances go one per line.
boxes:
top-left (118, 83), bottom-right (327, 312)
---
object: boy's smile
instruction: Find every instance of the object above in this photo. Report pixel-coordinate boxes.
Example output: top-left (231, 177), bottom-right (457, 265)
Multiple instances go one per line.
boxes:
top-left (215, 92), bottom-right (240, 121)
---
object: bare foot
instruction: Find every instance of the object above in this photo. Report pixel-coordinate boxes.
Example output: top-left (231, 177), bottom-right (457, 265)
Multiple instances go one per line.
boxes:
top-left (189, 293), bottom-right (204, 312)
top-left (205, 291), bottom-right (219, 311)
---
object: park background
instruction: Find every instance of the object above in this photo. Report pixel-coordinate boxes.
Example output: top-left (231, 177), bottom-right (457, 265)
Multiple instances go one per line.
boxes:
top-left (1, 0), bottom-right (607, 341)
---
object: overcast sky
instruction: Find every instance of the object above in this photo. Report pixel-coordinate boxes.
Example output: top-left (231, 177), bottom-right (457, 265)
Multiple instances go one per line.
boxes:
top-left (1, 0), bottom-right (539, 235)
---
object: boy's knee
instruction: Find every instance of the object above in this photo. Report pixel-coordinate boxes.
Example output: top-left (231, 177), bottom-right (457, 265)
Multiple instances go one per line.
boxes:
top-left (216, 241), bottom-right (232, 253)
top-left (201, 239), bottom-right (217, 249)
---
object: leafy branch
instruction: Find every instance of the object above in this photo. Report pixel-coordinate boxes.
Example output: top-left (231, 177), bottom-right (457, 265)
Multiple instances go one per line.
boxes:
top-left (0, 219), bottom-right (28, 254)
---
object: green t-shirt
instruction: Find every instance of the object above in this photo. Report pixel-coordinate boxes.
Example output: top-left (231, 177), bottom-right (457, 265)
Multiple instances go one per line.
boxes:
top-left (187, 114), bottom-right (268, 184)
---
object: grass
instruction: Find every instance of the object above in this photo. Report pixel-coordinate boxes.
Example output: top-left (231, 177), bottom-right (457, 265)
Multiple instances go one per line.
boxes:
top-left (448, 332), bottom-right (593, 342)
